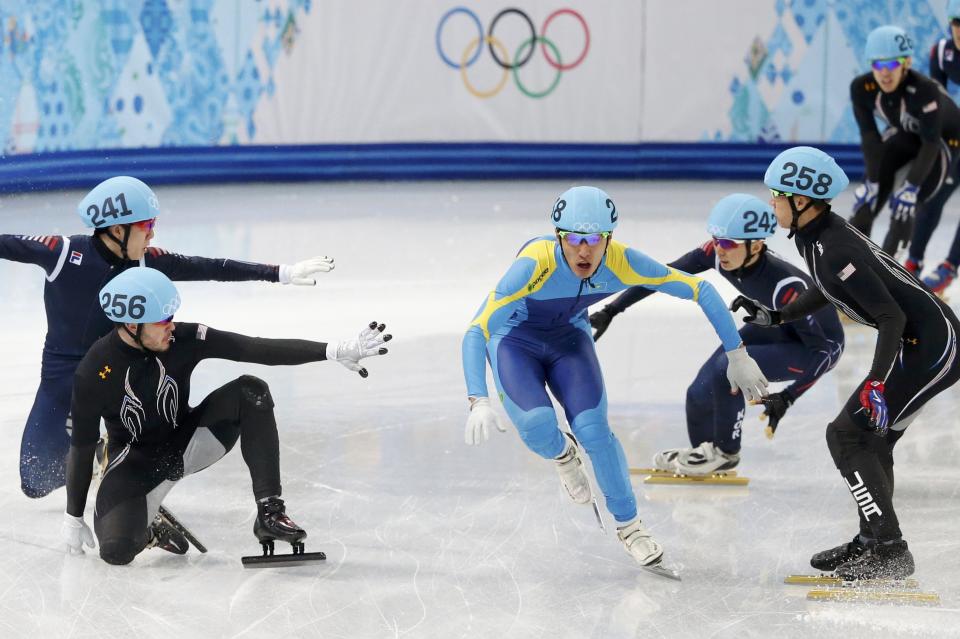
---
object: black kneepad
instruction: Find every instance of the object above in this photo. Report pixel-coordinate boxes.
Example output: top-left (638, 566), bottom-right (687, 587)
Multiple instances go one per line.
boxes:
top-left (238, 375), bottom-right (275, 410)
top-left (99, 539), bottom-right (138, 565)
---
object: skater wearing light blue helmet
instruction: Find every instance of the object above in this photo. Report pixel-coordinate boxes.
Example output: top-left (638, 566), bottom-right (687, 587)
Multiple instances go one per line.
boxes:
top-left (850, 24), bottom-right (960, 266)
top-left (0, 175), bottom-right (336, 499)
top-left (591, 191), bottom-right (842, 477)
top-left (462, 185), bottom-right (769, 576)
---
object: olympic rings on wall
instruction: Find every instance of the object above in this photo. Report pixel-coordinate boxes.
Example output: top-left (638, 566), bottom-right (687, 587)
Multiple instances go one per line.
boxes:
top-left (436, 7), bottom-right (590, 99)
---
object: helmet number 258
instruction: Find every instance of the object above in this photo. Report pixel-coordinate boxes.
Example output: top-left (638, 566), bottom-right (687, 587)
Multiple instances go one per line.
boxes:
top-left (779, 162), bottom-right (833, 197)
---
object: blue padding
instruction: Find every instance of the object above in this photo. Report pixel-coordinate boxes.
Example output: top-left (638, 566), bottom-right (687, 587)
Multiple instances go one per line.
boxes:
top-left (0, 143), bottom-right (865, 193)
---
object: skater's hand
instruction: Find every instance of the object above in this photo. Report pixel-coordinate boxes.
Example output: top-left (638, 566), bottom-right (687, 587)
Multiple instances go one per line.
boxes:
top-left (60, 513), bottom-right (95, 555)
top-left (758, 391), bottom-right (793, 439)
top-left (464, 397), bottom-right (506, 445)
top-left (889, 182), bottom-right (919, 222)
top-left (852, 181), bottom-right (879, 213)
top-left (326, 321), bottom-right (391, 377)
top-left (729, 295), bottom-right (781, 327)
top-left (590, 307), bottom-right (615, 341)
top-left (279, 256), bottom-right (335, 286)
top-left (726, 345), bottom-right (768, 402)
top-left (858, 380), bottom-right (889, 436)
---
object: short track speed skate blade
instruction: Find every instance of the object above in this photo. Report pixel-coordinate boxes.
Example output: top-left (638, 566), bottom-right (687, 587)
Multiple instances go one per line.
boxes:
top-left (806, 588), bottom-right (939, 606)
top-left (784, 574), bottom-right (919, 589)
top-left (630, 467), bottom-right (738, 478)
top-left (241, 551), bottom-right (327, 568)
top-left (158, 506), bottom-right (207, 554)
top-left (591, 498), bottom-right (606, 532)
top-left (641, 560), bottom-right (682, 581)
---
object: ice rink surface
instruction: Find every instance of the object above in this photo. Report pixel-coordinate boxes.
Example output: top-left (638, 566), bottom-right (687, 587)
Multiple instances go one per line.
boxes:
top-left (0, 179), bottom-right (958, 638)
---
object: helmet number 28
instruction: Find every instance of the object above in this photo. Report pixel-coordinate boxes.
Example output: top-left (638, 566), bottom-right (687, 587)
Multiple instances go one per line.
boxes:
top-left (87, 193), bottom-right (134, 228)
top-left (779, 162), bottom-right (833, 197)
top-left (101, 292), bottom-right (147, 320)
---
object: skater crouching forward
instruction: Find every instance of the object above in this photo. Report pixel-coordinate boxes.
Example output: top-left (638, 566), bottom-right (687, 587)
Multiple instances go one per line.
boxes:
top-left (60, 267), bottom-right (390, 564)
top-left (460, 185), bottom-right (769, 569)
top-left (732, 146), bottom-right (960, 579)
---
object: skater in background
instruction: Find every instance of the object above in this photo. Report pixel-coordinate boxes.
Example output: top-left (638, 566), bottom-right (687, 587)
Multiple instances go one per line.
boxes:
top-left (0, 175), bottom-right (334, 498)
top-left (60, 267), bottom-right (390, 564)
top-left (460, 185), bottom-right (768, 570)
top-left (590, 194), bottom-right (844, 474)
top-left (733, 146), bottom-right (960, 579)
top-left (905, 2), bottom-right (960, 294)
top-left (848, 25), bottom-right (960, 265)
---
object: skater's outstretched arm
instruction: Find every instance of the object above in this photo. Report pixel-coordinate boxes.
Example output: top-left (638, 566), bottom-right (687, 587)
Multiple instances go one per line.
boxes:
top-left (0, 234), bottom-right (67, 276)
top-left (145, 248), bottom-right (334, 285)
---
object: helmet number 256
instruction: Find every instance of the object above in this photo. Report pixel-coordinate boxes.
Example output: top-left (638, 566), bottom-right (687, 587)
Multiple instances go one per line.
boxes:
top-left (101, 292), bottom-right (147, 320)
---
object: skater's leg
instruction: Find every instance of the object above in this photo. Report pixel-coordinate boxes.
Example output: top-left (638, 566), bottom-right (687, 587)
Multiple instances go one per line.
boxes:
top-left (19, 357), bottom-right (78, 497)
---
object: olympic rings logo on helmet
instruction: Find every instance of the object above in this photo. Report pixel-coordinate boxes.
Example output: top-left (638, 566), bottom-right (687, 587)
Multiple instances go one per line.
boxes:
top-left (571, 222), bottom-right (601, 232)
top-left (435, 7), bottom-right (590, 99)
top-left (162, 297), bottom-right (180, 317)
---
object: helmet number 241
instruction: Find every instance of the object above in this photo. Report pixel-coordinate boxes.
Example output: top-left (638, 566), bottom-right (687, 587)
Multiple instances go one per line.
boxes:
top-left (87, 193), bottom-right (134, 228)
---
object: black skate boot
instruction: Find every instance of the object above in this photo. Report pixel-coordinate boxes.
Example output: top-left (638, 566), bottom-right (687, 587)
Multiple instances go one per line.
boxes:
top-left (835, 540), bottom-right (915, 581)
top-left (810, 535), bottom-right (868, 572)
top-left (254, 496), bottom-right (307, 550)
top-left (146, 512), bottom-right (190, 555)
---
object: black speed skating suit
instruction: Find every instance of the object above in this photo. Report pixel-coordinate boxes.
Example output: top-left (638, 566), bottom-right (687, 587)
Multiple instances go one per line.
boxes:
top-left (65, 323), bottom-right (328, 565)
top-left (779, 209), bottom-right (960, 542)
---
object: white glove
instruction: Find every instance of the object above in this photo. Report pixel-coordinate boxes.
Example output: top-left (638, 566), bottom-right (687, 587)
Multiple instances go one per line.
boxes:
top-left (60, 513), bottom-right (95, 555)
top-left (889, 182), bottom-right (919, 222)
top-left (725, 346), bottom-right (768, 402)
top-left (279, 256), bottom-right (335, 286)
top-left (464, 397), bottom-right (506, 445)
top-left (326, 321), bottom-right (391, 377)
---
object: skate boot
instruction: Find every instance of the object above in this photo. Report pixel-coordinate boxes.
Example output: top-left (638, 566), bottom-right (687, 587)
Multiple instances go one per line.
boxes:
top-left (146, 512), bottom-right (190, 555)
top-left (809, 534), bottom-right (869, 572)
top-left (652, 447), bottom-right (687, 471)
top-left (617, 518), bottom-right (663, 566)
top-left (554, 432), bottom-right (592, 504)
top-left (254, 496), bottom-right (307, 551)
top-left (922, 261), bottom-right (957, 294)
top-left (903, 257), bottom-right (922, 277)
top-left (673, 442), bottom-right (739, 475)
top-left (835, 539), bottom-right (915, 580)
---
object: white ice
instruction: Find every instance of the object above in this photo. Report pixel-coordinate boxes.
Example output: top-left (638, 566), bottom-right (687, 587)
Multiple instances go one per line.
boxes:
top-left (0, 180), bottom-right (958, 638)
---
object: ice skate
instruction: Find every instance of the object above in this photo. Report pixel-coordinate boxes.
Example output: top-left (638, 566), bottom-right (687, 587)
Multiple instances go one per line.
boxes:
top-left (673, 442), bottom-right (739, 476)
top-left (809, 534), bottom-right (868, 572)
top-left (651, 446), bottom-right (687, 471)
top-left (903, 257), bottom-right (922, 277)
top-left (554, 432), bottom-right (592, 504)
top-left (242, 496), bottom-right (326, 568)
top-left (146, 511), bottom-right (190, 555)
top-left (834, 540), bottom-right (915, 581)
top-left (616, 518), bottom-right (663, 566)
top-left (922, 261), bottom-right (956, 296)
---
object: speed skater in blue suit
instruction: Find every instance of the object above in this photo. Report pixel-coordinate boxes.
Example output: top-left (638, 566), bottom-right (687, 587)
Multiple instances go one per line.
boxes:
top-left (591, 194), bottom-right (845, 475)
top-left (460, 185), bottom-right (770, 569)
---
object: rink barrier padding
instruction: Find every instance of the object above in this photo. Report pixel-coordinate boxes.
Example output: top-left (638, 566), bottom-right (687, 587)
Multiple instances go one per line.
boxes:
top-left (0, 142), bottom-right (865, 193)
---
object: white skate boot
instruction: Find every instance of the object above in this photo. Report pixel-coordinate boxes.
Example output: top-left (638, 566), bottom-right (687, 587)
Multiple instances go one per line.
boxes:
top-left (673, 442), bottom-right (739, 475)
top-left (652, 446), bottom-right (689, 471)
top-left (554, 432), bottom-right (592, 504)
top-left (617, 518), bottom-right (663, 566)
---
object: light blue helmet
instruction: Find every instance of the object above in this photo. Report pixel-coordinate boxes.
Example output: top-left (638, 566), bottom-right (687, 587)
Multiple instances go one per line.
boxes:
top-left (99, 267), bottom-right (181, 324)
top-left (950, 0), bottom-right (960, 21)
top-left (551, 186), bottom-right (619, 233)
top-left (707, 194), bottom-right (777, 240)
top-left (764, 146), bottom-right (849, 200)
top-left (78, 176), bottom-right (160, 229)
top-left (864, 25), bottom-right (913, 64)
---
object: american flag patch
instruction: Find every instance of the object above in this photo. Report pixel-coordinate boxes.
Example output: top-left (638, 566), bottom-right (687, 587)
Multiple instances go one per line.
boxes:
top-left (923, 100), bottom-right (939, 113)
top-left (69, 250), bottom-right (82, 265)
top-left (196, 324), bottom-right (208, 340)
top-left (838, 263), bottom-right (857, 281)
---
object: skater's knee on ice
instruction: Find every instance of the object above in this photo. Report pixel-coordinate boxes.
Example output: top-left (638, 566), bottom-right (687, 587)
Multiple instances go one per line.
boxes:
top-left (99, 538), bottom-right (138, 565)
top-left (238, 375), bottom-right (274, 410)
